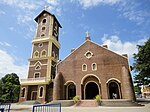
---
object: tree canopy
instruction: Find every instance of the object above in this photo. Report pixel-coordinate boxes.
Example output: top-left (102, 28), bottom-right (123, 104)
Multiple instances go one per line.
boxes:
top-left (133, 38), bottom-right (150, 85)
top-left (0, 73), bottom-right (20, 103)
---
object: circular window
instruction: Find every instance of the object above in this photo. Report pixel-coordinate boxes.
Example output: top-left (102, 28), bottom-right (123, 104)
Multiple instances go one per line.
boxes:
top-left (38, 43), bottom-right (43, 47)
top-left (84, 51), bottom-right (93, 59)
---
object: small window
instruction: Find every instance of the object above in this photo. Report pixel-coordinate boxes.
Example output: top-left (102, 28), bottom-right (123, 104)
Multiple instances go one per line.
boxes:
top-left (41, 50), bottom-right (46, 57)
top-left (55, 54), bottom-right (58, 60)
top-left (38, 43), bottom-right (43, 47)
top-left (82, 64), bottom-right (87, 71)
top-left (84, 51), bottom-right (93, 59)
top-left (34, 51), bottom-right (39, 58)
top-left (34, 73), bottom-right (40, 78)
top-left (41, 34), bottom-right (45, 37)
top-left (42, 19), bottom-right (46, 24)
top-left (92, 63), bottom-right (97, 71)
top-left (52, 51), bottom-right (55, 57)
top-left (41, 27), bottom-right (46, 31)
top-left (39, 87), bottom-right (44, 97)
top-left (35, 65), bottom-right (41, 70)
top-left (21, 88), bottom-right (26, 97)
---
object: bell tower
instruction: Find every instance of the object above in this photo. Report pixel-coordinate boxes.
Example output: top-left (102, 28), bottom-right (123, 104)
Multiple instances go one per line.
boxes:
top-left (19, 10), bottom-right (62, 103)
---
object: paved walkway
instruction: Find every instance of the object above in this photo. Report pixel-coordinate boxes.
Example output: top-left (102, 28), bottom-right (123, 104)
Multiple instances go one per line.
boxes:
top-left (10, 103), bottom-right (150, 112)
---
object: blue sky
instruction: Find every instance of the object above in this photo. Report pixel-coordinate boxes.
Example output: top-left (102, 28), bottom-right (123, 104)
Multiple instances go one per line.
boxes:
top-left (0, 0), bottom-right (150, 79)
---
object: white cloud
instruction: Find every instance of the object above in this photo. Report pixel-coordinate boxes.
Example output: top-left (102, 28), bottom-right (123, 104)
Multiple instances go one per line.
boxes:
top-left (0, 10), bottom-right (5, 15)
top-left (0, 49), bottom-right (27, 80)
top-left (117, 1), bottom-right (150, 25)
top-left (17, 15), bottom-right (32, 24)
top-left (0, 42), bottom-right (11, 47)
top-left (78, 0), bottom-right (121, 8)
top-left (0, 0), bottom-right (37, 10)
top-left (77, 0), bottom-right (150, 25)
top-left (102, 34), bottom-right (147, 59)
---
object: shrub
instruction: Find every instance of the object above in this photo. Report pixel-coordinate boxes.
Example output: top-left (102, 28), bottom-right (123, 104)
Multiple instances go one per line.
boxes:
top-left (73, 96), bottom-right (79, 103)
top-left (95, 95), bottom-right (101, 102)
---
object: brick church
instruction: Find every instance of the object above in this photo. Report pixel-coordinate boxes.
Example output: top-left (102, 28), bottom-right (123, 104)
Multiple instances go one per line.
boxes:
top-left (19, 10), bottom-right (135, 103)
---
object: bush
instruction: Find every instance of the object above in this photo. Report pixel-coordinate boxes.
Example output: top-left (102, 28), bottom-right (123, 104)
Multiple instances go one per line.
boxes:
top-left (95, 95), bottom-right (101, 102)
top-left (73, 96), bottom-right (79, 103)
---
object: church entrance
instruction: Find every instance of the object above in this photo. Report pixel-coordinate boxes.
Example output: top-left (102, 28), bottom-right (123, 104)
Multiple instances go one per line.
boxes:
top-left (67, 83), bottom-right (76, 100)
top-left (85, 82), bottom-right (99, 99)
top-left (31, 91), bottom-right (37, 100)
top-left (108, 81), bottom-right (120, 99)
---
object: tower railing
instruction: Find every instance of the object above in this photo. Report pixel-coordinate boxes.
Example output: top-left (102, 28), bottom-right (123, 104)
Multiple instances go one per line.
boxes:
top-left (20, 77), bottom-right (51, 84)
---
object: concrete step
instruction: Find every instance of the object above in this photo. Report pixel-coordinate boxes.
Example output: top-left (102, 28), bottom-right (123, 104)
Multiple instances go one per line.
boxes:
top-left (19, 100), bottom-right (40, 105)
top-left (74, 100), bottom-right (99, 107)
top-left (101, 99), bottom-right (144, 107)
top-left (51, 100), bottom-right (74, 107)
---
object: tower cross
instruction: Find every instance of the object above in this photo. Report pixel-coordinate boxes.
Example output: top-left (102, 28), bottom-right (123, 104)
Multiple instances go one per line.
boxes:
top-left (85, 31), bottom-right (90, 37)
top-left (44, 6), bottom-right (49, 10)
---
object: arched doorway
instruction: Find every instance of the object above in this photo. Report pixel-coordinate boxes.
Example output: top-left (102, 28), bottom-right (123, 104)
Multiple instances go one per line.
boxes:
top-left (85, 82), bottom-right (99, 99)
top-left (67, 83), bottom-right (76, 100)
top-left (108, 81), bottom-right (120, 99)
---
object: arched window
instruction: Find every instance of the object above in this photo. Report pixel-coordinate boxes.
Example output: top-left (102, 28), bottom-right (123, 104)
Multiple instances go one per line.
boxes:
top-left (92, 63), bottom-right (97, 71)
top-left (34, 51), bottom-right (39, 58)
top-left (21, 88), bottom-right (26, 97)
top-left (35, 65), bottom-right (41, 70)
top-left (41, 50), bottom-right (47, 57)
top-left (42, 19), bottom-right (46, 24)
top-left (39, 87), bottom-right (44, 97)
top-left (41, 26), bottom-right (46, 31)
top-left (67, 83), bottom-right (76, 100)
top-left (82, 64), bottom-right (87, 71)
top-left (108, 80), bottom-right (121, 99)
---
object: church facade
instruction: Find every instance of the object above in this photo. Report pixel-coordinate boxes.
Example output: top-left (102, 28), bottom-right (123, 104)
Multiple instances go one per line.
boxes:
top-left (53, 37), bottom-right (135, 101)
top-left (19, 10), bottom-right (135, 103)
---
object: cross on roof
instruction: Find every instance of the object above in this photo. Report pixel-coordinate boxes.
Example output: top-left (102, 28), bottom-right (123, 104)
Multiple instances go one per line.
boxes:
top-left (85, 31), bottom-right (90, 37)
top-left (44, 6), bottom-right (49, 10)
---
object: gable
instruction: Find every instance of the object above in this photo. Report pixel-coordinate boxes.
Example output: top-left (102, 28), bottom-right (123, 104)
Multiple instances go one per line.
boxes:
top-left (58, 40), bottom-right (129, 66)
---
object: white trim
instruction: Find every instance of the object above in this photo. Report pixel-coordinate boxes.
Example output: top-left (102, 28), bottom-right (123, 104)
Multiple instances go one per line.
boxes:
top-left (82, 64), bottom-right (87, 71)
top-left (35, 65), bottom-right (41, 70)
top-left (81, 74), bottom-right (101, 84)
top-left (41, 49), bottom-right (47, 57)
top-left (65, 81), bottom-right (76, 100)
top-left (91, 63), bottom-right (97, 71)
top-left (107, 79), bottom-right (121, 99)
top-left (38, 43), bottom-right (43, 47)
top-left (39, 86), bottom-right (44, 98)
top-left (106, 78), bottom-right (121, 84)
top-left (84, 50), bottom-right (94, 59)
top-left (33, 50), bottom-right (39, 58)
top-left (64, 81), bottom-right (76, 85)
top-left (84, 81), bottom-right (100, 99)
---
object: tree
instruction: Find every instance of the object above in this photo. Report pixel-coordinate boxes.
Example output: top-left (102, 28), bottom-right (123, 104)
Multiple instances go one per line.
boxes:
top-left (133, 38), bottom-right (150, 85)
top-left (0, 73), bottom-right (20, 103)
